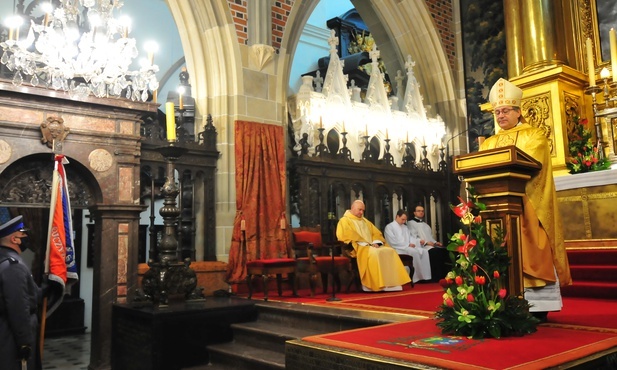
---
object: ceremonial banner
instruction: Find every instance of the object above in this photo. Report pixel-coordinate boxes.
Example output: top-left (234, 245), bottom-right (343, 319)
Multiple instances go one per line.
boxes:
top-left (45, 154), bottom-right (79, 314)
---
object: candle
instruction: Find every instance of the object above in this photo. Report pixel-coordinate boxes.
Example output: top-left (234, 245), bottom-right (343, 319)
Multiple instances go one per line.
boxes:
top-left (280, 217), bottom-right (286, 229)
top-left (365, 124), bottom-right (368, 137)
top-left (165, 102), bottom-right (176, 141)
top-left (587, 38), bottom-right (596, 87)
top-left (241, 219), bottom-right (246, 231)
top-left (385, 128), bottom-right (389, 140)
top-left (319, 116), bottom-right (323, 129)
top-left (152, 89), bottom-right (157, 104)
top-left (406, 131), bottom-right (409, 143)
top-left (178, 92), bottom-right (184, 110)
top-left (342, 121), bottom-right (345, 132)
top-left (611, 28), bottom-right (617, 82)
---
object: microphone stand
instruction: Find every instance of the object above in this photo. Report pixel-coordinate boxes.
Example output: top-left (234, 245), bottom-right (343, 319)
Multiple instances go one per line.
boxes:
top-left (445, 128), bottom-right (470, 234)
top-left (326, 243), bottom-right (341, 302)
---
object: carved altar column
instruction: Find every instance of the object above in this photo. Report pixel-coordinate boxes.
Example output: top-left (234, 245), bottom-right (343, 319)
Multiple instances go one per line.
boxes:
top-left (497, 1), bottom-right (595, 175)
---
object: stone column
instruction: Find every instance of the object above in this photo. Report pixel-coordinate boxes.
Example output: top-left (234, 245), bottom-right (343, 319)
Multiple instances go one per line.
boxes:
top-left (88, 205), bottom-right (144, 370)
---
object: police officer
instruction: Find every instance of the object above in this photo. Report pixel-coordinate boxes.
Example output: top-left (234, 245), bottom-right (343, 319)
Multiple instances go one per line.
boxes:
top-left (0, 215), bottom-right (41, 370)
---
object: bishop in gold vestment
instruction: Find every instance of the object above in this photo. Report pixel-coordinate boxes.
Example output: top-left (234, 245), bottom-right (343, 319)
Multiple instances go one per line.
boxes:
top-left (481, 78), bottom-right (571, 318)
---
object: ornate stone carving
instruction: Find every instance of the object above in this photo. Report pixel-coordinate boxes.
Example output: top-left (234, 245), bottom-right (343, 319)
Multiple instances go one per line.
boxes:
top-left (40, 116), bottom-right (70, 151)
top-left (249, 44), bottom-right (275, 71)
top-left (0, 157), bottom-right (94, 207)
top-left (0, 140), bottom-right (11, 164)
top-left (88, 149), bottom-right (113, 172)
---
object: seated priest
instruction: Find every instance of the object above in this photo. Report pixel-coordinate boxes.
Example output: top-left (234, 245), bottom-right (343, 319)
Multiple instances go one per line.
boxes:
top-left (336, 200), bottom-right (411, 292)
top-left (384, 210), bottom-right (432, 283)
top-left (408, 204), bottom-right (449, 282)
top-left (479, 78), bottom-right (571, 322)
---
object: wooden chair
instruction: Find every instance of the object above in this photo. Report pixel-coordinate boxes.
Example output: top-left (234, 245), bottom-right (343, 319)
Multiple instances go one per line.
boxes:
top-left (343, 244), bottom-right (415, 292)
top-left (291, 226), bottom-right (350, 297)
top-left (342, 243), bottom-right (362, 293)
top-left (243, 230), bottom-right (297, 301)
top-left (398, 254), bottom-right (415, 288)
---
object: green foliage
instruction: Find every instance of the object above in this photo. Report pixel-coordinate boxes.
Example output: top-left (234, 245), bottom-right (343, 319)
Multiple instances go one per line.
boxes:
top-left (435, 187), bottom-right (539, 339)
top-left (566, 116), bottom-right (611, 174)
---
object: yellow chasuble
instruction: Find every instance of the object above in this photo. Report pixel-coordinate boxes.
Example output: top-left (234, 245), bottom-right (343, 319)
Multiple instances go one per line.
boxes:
top-left (336, 210), bottom-right (411, 291)
top-left (480, 123), bottom-right (571, 288)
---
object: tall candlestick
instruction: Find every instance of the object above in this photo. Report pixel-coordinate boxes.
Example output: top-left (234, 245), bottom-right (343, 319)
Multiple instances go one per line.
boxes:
top-left (165, 102), bottom-right (176, 141)
top-left (587, 38), bottom-right (596, 87)
top-left (611, 28), bottom-right (617, 83)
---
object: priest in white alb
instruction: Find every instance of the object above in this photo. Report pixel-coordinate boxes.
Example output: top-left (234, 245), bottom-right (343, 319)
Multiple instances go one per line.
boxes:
top-left (384, 210), bottom-right (432, 283)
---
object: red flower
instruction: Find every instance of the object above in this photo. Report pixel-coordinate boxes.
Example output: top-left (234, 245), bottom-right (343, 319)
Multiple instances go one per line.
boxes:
top-left (585, 160), bottom-right (592, 167)
top-left (439, 278), bottom-right (451, 288)
top-left (572, 158), bottom-right (578, 164)
top-left (475, 275), bottom-right (486, 285)
top-left (498, 288), bottom-right (507, 298)
top-left (452, 197), bottom-right (473, 218)
top-left (457, 239), bottom-right (477, 257)
top-left (445, 297), bottom-right (454, 307)
top-left (467, 294), bottom-right (475, 302)
top-left (455, 276), bottom-right (463, 285)
top-left (580, 118), bottom-right (588, 126)
top-left (472, 264), bottom-right (478, 273)
top-left (493, 271), bottom-right (500, 278)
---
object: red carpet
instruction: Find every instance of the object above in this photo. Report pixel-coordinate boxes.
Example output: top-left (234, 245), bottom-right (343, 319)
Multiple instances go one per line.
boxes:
top-left (243, 282), bottom-right (617, 367)
top-left (242, 283), bottom-right (442, 316)
top-left (548, 297), bottom-right (617, 331)
top-left (302, 318), bottom-right (617, 369)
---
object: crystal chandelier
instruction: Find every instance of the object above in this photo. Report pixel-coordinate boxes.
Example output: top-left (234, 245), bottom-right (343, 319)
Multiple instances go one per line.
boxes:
top-left (0, 0), bottom-right (159, 101)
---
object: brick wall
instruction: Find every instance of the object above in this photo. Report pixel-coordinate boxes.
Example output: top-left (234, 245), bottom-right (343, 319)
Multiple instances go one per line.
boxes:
top-left (228, 0), bottom-right (248, 45)
top-left (224, 0), bottom-right (454, 68)
top-left (272, 0), bottom-right (294, 50)
top-left (424, 0), bottom-right (456, 71)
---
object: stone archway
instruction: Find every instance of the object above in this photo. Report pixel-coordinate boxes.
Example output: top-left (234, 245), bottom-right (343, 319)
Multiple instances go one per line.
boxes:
top-left (0, 153), bottom-right (102, 334)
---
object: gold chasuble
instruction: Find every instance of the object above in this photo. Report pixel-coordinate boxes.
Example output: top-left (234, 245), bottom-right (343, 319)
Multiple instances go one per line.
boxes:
top-left (480, 124), bottom-right (571, 288)
top-left (336, 210), bottom-right (410, 291)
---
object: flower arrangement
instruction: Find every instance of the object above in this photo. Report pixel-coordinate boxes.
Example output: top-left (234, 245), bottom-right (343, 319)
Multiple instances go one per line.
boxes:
top-left (566, 116), bottom-right (611, 174)
top-left (435, 189), bottom-right (539, 339)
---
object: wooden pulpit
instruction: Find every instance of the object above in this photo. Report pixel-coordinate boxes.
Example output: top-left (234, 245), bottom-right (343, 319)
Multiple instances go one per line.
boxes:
top-left (452, 146), bottom-right (541, 297)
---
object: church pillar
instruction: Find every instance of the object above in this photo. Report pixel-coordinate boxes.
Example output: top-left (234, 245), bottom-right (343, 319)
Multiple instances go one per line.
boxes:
top-left (500, 0), bottom-right (591, 175)
top-left (520, 0), bottom-right (568, 73)
top-left (88, 205), bottom-right (143, 370)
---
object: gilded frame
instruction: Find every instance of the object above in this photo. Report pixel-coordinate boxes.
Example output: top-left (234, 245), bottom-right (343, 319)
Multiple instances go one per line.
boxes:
top-left (589, 0), bottom-right (617, 66)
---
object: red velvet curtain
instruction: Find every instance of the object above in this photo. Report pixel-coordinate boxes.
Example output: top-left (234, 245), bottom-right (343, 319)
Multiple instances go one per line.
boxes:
top-left (226, 121), bottom-right (289, 283)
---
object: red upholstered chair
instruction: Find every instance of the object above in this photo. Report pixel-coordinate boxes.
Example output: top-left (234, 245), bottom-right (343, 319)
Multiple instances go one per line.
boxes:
top-left (243, 230), bottom-right (297, 301)
top-left (292, 226), bottom-right (350, 297)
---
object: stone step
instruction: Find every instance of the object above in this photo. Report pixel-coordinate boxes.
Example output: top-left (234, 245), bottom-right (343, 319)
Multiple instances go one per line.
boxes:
top-left (202, 299), bottom-right (412, 369)
top-left (253, 300), bottom-right (407, 333)
top-left (230, 319), bottom-right (323, 353)
top-left (206, 340), bottom-right (285, 370)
